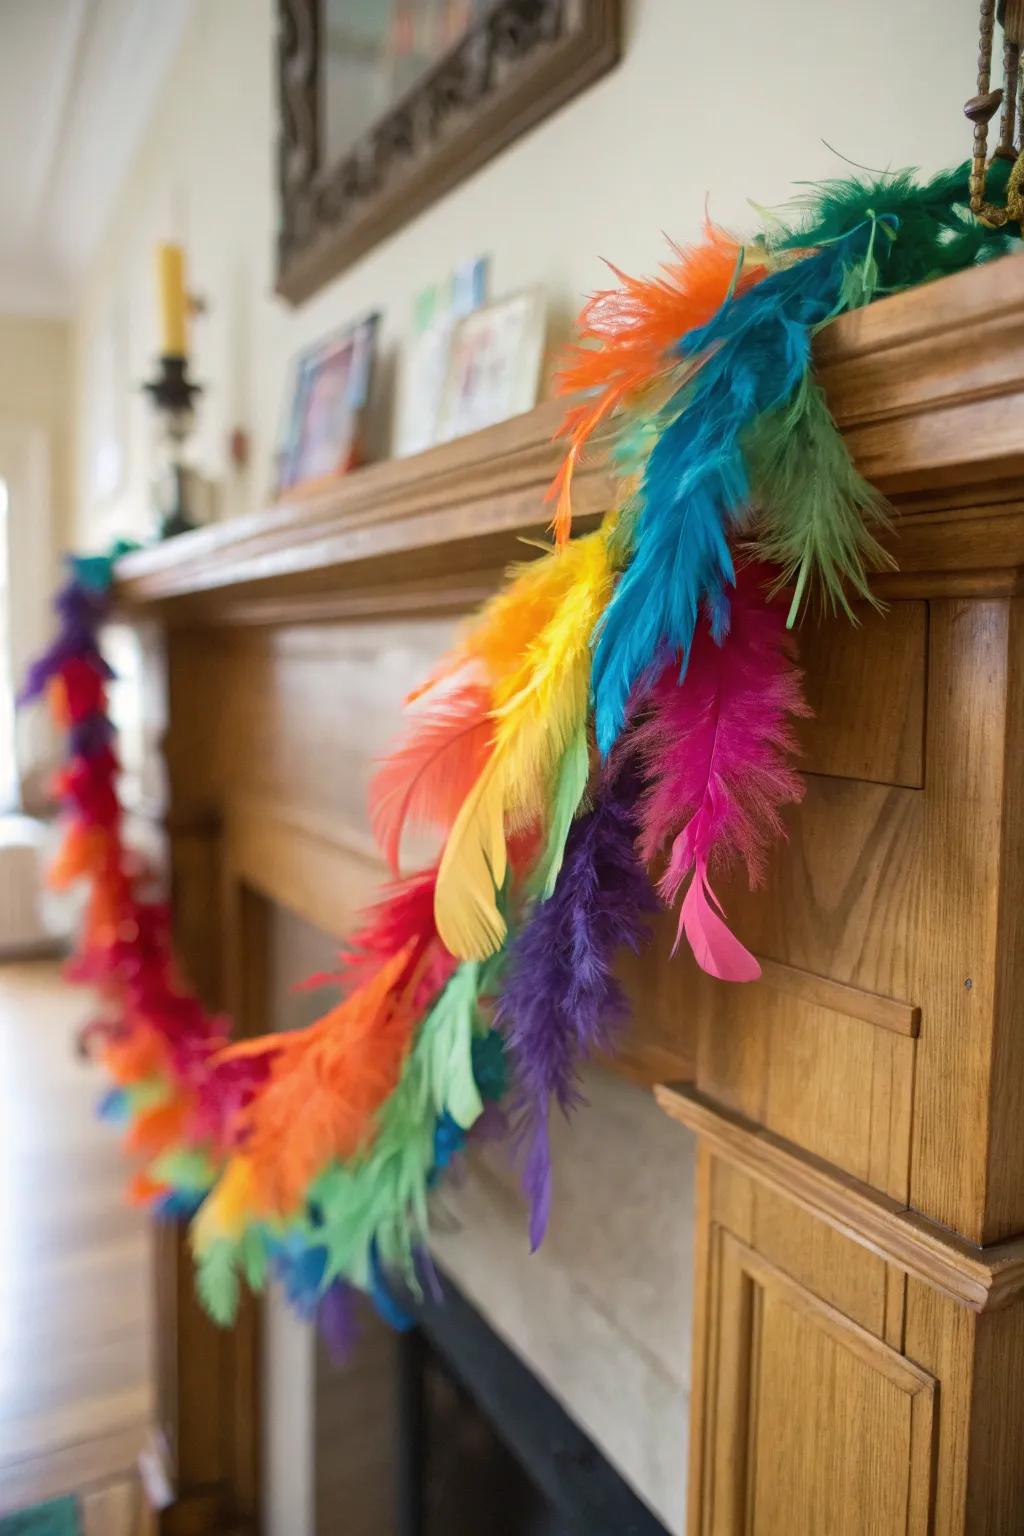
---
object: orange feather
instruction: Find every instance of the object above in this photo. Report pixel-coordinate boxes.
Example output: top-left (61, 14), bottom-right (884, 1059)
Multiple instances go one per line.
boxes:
top-left (549, 226), bottom-right (769, 542)
top-left (125, 1096), bottom-right (191, 1155)
top-left (369, 680), bottom-right (493, 874)
top-left (48, 822), bottom-right (113, 889)
top-left (237, 946), bottom-right (418, 1216)
top-left (103, 1026), bottom-right (170, 1084)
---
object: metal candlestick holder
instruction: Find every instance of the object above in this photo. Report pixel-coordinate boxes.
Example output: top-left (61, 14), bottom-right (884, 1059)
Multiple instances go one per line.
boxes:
top-left (143, 354), bottom-right (203, 539)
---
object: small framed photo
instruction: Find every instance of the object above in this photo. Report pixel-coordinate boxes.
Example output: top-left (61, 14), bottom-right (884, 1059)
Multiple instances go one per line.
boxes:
top-left (277, 313), bottom-right (380, 493)
top-left (435, 289), bottom-right (546, 443)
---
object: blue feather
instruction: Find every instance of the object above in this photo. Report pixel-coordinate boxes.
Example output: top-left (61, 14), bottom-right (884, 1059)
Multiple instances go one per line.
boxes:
top-left (153, 1188), bottom-right (204, 1221)
top-left (97, 1086), bottom-right (129, 1124)
top-left (591, 226), bottom-right (874, 756)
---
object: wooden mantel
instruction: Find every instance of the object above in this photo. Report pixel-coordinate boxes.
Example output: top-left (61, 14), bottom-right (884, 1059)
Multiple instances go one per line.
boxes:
top-left (119, 255), bottom-right (1024, 1536)
top-left (117, 255), bottom-right (1024, 622)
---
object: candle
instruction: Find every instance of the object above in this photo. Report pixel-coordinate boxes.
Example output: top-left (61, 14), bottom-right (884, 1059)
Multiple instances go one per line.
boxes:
top-left (156, 242), bottom-right (187, 358)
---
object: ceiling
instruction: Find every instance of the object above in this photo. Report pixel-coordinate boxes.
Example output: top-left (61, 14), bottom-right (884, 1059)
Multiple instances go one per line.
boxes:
top-left (0, 0), bottom-right (193, 316)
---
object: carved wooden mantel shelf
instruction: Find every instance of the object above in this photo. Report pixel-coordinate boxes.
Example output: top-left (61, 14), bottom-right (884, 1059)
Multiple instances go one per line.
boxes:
top-left (119, 255), bottom-right (1024, 1536)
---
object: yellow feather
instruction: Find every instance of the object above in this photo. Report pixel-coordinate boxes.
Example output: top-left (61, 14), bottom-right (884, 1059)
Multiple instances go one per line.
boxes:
top-left (434, 523), bottom-right (617, 960)
top-left (495, 528), bottom-right (614, 825)
top-left (434, 749), bottom-right (509, 959)
top-left (191, 1154), bottom-right (258, 1254)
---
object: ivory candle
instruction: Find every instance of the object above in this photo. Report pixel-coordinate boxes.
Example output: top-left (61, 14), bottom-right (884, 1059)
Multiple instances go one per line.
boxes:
top-left (156, 242), bottom-right (187, 358)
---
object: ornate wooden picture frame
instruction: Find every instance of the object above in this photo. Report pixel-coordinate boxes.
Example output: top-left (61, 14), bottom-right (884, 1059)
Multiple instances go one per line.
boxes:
top-left (276, 0), bottom-right (621, 304)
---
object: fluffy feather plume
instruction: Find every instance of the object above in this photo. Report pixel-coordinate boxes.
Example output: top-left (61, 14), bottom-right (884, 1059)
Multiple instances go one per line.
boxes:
top-left (498, 771), bottom-right (656, 1247)
top-left (369, 682), bottom-right (493, 875)
top-left (632, 565), bottom-right (810, 979)
top-left (221, 946), bottom-right (420, 1218)
top-left (434, 526), bottom-right (616, 960)
top-left (770, 161), bottom-right (1014, 290)
top-left (549, 227), bottom-right (769, 542)
top-left (745, 373), bottom-right (893, 623)
top-left (591, 224), bottom-right (877, 756)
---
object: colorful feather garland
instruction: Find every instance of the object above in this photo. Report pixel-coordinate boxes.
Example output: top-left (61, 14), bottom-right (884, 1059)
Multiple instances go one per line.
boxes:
top-left (22, 167), bottom-right (1018, 1342)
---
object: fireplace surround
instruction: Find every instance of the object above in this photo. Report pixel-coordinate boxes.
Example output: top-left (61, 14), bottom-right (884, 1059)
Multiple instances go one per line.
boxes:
top-left (116, 255), bottom-right (1024, 1533)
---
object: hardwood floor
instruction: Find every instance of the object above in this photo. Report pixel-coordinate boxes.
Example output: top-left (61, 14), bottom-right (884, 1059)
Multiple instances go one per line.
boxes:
top-left (0, 960), bottom-right (154, 1524)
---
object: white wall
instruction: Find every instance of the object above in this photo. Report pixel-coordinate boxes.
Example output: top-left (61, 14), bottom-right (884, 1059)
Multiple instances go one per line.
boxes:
top-left (71, 0), bottom-right (980, 545)
top-left (0, 314), bottom-right (70, 791)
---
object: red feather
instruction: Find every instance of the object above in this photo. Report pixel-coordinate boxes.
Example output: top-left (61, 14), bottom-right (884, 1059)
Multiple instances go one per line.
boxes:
top-left (631, 564), bottom-right (810, 980)
top-left (299, 864), bottom-right (457, 1012)
top-left (369, 680), bottom-right (493, 875)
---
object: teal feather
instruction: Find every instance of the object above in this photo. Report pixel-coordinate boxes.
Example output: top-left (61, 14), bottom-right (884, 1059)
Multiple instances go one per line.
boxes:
top-left (592, 223), bottom-right (876, 755)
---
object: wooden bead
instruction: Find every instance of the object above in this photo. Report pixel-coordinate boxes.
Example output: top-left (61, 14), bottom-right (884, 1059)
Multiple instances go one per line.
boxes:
top-left (964, 87), bottom-right (1004, 121)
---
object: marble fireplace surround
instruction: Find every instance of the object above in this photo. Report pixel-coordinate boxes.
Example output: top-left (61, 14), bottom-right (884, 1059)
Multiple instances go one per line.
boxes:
top-left (115, 257), bottom-right (1024, 1536)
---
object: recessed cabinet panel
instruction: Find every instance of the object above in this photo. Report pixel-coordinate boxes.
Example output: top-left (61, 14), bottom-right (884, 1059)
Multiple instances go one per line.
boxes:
top-left (798, 602), bottom-right (926, 788)
top-left (703, 1232), bottom-right (935, 1536)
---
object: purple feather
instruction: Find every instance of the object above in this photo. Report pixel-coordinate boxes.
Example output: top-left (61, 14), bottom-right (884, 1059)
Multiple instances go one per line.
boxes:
top-left (316, 1279), bottom-right (360, 1364)
top-left (69, 713), bottom-right (115, 758)
top-left (497, 770), bottom-right (657, 1249)
top-left (19, 576), bottom-right (111, 704)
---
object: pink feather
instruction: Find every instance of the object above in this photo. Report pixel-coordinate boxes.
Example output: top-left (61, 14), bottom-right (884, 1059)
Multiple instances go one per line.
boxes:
top-left (631, 564), bottom-right (810, 981)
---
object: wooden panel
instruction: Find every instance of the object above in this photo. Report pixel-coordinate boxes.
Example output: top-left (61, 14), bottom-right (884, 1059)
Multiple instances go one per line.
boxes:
top-left (905, 1278), bottom-right (1024, 1535)
top-left (798, 602), bottom-right (925, 788)
top-left (755, 958), bottom-right (919, 1037)
top-left (985, 598), bottom-right (1024, 1242)
top-left (704, 1154), bottom-right (890, 1340)
top-left (751, 1185), bottom-right (888, 1339)
top-left (227, 801), bottom-right (379, 940)
top-left (966, 1298), bottom-right (1024, 1529)
top-left (910, 600), bottom-right (1024, 1242)
top-left (903, 1279), bottom-right (974, 1536)
top-left (696, 976), bottom-right (914, 1202)
top-left (716, 776), bottom-right (923, 1002)
top-left (657, 1086), bottom-right (1024, 1315)
top-left (703, 1233), bottom-right (935, 1536)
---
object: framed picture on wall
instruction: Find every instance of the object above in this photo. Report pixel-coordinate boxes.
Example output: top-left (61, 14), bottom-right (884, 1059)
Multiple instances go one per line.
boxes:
top-left (277, 312), bottom-right (380, 493)
top-left (276, 1), bottom-right (621, 303)
top-left (435, 288), bottom-right (546, 443)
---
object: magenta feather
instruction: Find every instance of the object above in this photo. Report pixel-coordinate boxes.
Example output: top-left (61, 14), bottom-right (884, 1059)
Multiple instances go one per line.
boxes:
top-left (631, 563), bottom-right (810, 980)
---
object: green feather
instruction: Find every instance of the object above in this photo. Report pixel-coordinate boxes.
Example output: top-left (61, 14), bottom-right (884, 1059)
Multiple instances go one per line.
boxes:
top-left (315, 958), bottom-right (498, 1289)
top-left (123, 1076), bottom-right (172, 1114)
top-left (745, 372), bottom-right (893, 626)
top-left (196, 1239), bottom-right (240, 1326)
top-left (771, 161), bottom-right (1016, 294)
top-left (423, 961), bottom-right (484, 1130)
top-left (532, 724), bottom-right (590, 900)
top-left (238, 1228), bottom-right (270, 1292)
top-left (150, 1145), bottom-right (218, 1192)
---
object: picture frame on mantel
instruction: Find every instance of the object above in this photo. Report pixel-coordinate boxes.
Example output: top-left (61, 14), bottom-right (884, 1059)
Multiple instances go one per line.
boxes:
top-left (276, 0), bottom-right (622, 305)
